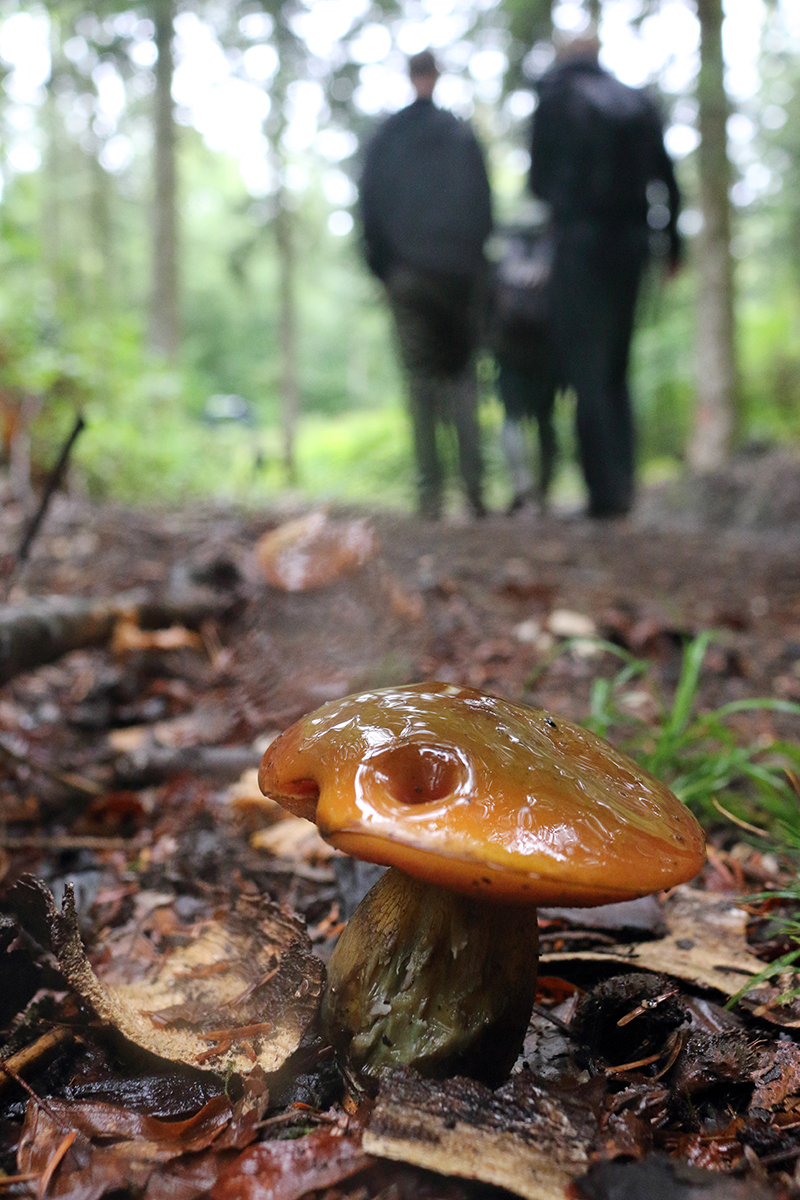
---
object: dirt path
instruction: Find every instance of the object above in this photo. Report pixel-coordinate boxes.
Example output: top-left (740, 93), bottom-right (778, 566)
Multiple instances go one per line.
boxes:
top-left (3, 460), bottom-right (800, 1200)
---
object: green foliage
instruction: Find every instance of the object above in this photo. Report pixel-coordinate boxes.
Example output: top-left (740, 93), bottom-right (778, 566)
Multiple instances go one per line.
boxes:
top-left (2, 0), bottom-right (800, 505)
top-left (585, 647), bottom-right (800, 1013)
top-left (73, 389), bottom-right (544, 510)
top-left (631, 266), bottom-right (696, 463)
top-left (581, 631), bottom-right (800, 828)
top-left (501, 0), bottom-right (554, 91)
top-left (74, 400), bottom-right (416, 506)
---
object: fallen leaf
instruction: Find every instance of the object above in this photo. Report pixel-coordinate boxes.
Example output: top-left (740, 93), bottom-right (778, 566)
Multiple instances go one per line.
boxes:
top-left (547, 610), bottom-right (597, 639)
top-left (212, 1123), bottom-right (372, 1200)
top-left (16, 1074), bottom-right (268, 1200)
top-left (112, 617), bottom-right (203, 655)
top-left (108, 726), bottom-right (151, 752)
top-left (541, 886), bottom-right (766, 1000)
top-left (255, 513), bottom-right (379, 591)
top-left (228, 767), bottom-right (289, 832)
top-left (250, 816), bottom-right (340, 863)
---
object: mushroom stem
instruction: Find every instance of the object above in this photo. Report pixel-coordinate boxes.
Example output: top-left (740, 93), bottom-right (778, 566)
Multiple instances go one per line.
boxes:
top-left (321, 866), bottom-right (539, 1087)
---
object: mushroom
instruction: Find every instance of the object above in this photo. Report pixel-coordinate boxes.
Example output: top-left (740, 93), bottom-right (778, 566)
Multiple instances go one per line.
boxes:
top-left (258, 682), bottom-right (706, 1087)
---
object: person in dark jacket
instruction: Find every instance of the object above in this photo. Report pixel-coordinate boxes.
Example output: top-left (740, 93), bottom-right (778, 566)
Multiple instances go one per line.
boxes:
top-left (359, 50), bottom-right (493, 519)
top-left (530, 33), bottom-right (681, 518)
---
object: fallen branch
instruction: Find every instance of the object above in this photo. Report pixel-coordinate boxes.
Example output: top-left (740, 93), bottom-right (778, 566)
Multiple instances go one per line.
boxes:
top-left (0, 835), bottom-right (131, 853)
top-left (15, 413), bottom-right (86, 568)
top-left (0, 587), bottom-right (236, 686)
top-left (111, 743), bottom-right (263, 788)
top-left (0, 734), bottom-right (104, 795)
top-left (0, 1027), bottom-right (74, 1097)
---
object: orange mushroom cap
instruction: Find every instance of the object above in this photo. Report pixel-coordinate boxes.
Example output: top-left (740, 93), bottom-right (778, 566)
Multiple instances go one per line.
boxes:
top-left (258, 682), bottom-right (706, 907)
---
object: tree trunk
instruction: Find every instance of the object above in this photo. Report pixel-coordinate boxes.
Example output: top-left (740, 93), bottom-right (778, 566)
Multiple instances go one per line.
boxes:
top-left (688, 0), bottom-right (738, 471)
top-left (275, 198), bottom-right (300, 482)
top-left (90, 150), bottom-right (115, 307)
top-left (42, 21), bottom-right (64, 299)
top-left (148, 0), bottom-right (180, 358)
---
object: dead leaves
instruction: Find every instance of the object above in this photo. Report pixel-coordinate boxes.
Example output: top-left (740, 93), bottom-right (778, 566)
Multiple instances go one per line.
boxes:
top-left (16, 1079), bottom-right (269, 1200)
top-left (10, 876), bottom-right (322, 1078)
top-left (214, 1119), bottom-right (372, 1200)
top-left (541, 885), bottom-right (769, 1000)
top-left (111, 617), bottom-right (204, 656)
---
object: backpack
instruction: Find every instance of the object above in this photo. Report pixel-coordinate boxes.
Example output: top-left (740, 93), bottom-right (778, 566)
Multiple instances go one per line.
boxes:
top-left (571, 71), bottom-right (661, 213)
top-left (491, 224), bottom-right (554, 333)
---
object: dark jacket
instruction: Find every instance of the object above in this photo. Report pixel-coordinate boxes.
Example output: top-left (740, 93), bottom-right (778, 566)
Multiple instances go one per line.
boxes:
top-left (530, 59), bottom-right (681, 264)
top-left (359, 98), bottom-right (493, 281)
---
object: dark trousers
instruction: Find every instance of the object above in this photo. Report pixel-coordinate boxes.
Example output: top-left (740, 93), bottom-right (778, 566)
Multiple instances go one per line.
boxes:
top-left (386, 265), bottom-right (484, 519)
top-left (549, 221), bottom-right (649, 517)
top-left (496, 326), bottom-right (559, 501)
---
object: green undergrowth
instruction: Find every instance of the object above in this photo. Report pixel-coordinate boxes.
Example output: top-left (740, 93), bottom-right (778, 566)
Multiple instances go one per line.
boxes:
top-left (575, 630), bottom-right (800, 1005)
top-left (578, 631), bottom-right (800, 833)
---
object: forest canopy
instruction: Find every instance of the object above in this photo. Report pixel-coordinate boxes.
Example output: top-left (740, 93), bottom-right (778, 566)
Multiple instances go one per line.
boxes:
top-left (0, 0), bottom-right (798, 509)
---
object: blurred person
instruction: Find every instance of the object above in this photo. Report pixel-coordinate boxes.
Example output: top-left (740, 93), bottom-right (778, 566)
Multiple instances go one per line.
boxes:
top-left (489, 211), bottom-right (559, 514)
top-left (530, 30), bottom-right (681, 518)
top-left (358, 50), bottom-right (493, 520)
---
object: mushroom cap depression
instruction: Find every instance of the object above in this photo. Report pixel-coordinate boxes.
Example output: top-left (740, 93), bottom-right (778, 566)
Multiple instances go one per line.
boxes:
top-left (258, 682), bottom-right (706, 906)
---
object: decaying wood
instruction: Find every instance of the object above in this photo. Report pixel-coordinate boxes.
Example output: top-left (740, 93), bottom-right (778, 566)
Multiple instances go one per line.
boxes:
top-left (363, 1069), bottom-right (594, 1200)
top-left (0, 587), bottom-right (235, 685)
top-left (12, 877), bottom-right (323, 1079)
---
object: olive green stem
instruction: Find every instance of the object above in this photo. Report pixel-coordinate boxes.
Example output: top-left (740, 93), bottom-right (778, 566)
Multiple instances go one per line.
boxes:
top-left (322, 866), bottom-right (539, 1086)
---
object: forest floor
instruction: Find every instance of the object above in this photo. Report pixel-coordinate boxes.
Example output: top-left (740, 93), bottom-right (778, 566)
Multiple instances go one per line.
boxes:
top-left (3, 446), bottom-right (800, 1199)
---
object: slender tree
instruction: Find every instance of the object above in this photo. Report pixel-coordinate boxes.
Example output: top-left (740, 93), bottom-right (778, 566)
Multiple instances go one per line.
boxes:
top-left (688, 0), bottom-right (738, 469)
top-left (273, 197), bottom-right (300, 480)
top-left (148, 0), bottom-right (180, 358)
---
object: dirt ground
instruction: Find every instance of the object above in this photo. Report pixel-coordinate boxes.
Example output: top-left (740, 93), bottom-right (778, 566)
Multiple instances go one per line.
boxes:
top-left (2, 448), bottom-right (800, 1200)
top-left (4, 446), bottom-right (800, 735)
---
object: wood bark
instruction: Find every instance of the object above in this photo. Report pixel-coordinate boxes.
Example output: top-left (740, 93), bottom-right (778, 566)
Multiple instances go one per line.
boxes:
top-left (688, 0), bottom-right (738, 471)
top-left (148, 0), bottom-right (180, 358)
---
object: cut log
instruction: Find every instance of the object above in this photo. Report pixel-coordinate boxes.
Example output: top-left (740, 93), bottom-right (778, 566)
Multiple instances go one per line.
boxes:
top-left (0, 587), bottom-right (236, 686)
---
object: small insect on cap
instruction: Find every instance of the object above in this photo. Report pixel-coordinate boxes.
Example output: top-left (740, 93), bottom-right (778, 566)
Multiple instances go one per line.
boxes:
top-left (258, 682), bottom-right (706, 906)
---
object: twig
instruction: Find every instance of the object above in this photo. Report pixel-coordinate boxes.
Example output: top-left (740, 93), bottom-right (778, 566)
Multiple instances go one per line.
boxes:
top-left (1, 835), bottom-right (131, 853)
top-left (37, 1131), bottom-right (77, 1199)
top-left (531, 1003), bottom-right (574, 1036)
top-left (0, 1028), bottom-right (74, 1096)
top-left (712, 797), bottom-right (770, 838)
top-left (15, 414), bottom-right (86, 568)
top-left (0, 1172), bottom-right (40, 1190)
top-left (0, 1058), bottom-right (65, 1127)
top-left (0, 735), bottom-right (104, 796)
top-left (617, 988), bottom-right (679, 1026)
